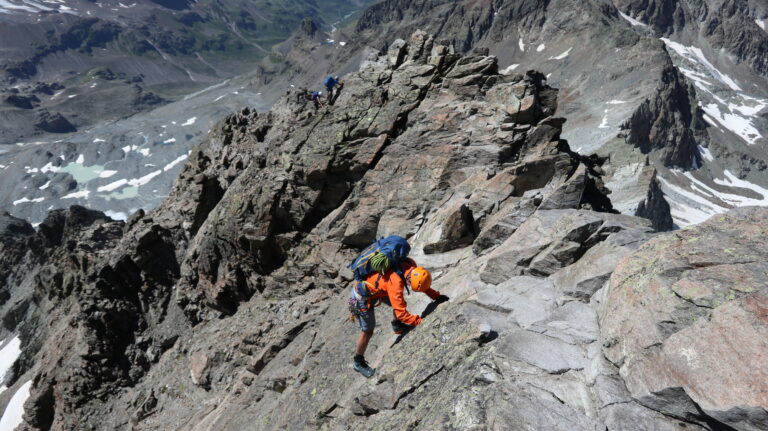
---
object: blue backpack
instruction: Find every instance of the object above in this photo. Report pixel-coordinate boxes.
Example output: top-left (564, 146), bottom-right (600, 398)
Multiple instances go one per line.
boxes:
top-left (348, 236), bottom-right (412, 298)
top-left (324, 76), bottom-right (336, 88)
top-left (348, 235), bottom-right (411, 279)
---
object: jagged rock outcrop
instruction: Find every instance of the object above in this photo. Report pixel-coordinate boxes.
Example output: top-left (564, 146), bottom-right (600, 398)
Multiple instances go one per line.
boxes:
top-left (0, 31), bottom-right (763, 431)
top-left (622, 63), bottom-right (706, 169)
top-left (0, 212), bottom-right (34, 306)
top-left (635, 170), bottom-right (674, 231)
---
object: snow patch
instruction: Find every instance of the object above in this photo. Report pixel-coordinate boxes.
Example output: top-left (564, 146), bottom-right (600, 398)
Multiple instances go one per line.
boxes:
top-left (100, 170), bottom-right (163, 193)
top-left (62, 189), bottom-right (90, 199)
top-left (129, 170), bottom-right (162, 187)
top-left (500, 64), bottom-right (520, 75)
top-left (39, 180), bottom-right (51, 190)
top-left (598, 109), bottom-right (609, 129)
top-left (548, 47), bottom-right (572, 60)
top-left (757, 19), bottom-right (766, 31)
top-left (97, 179), bottom-right (128, 192)
top-left (12, 196), bottom-right (44, 205)
top-left (536, 44), bottom-right (545, 52)
top-left (697, 145), bottom-right (714, 162)
top-left (181, 117), bottom-right (197, 126)
top-left (606, 100), bottom-right (626, 105)
top-left (618, 11), bottom-right (647, 27)
top-left (93, 138), bottom-right (105, 143)
top-left (518, 38), bottom-right (525, 51)
top-left (163, 154), bottom-right (188, 172)
top-left (163, 138), bottom-right (176, 144)
top-left (104, 210), bottom-right (128, 221)
top-left (99, 170), bottom-right (117, 178)
top-left (137, 148), bottom-right (151, 157)
top-left (75, 154), bottom-right (85, 164)
top-left (0, 380), bottom-right (32, 430)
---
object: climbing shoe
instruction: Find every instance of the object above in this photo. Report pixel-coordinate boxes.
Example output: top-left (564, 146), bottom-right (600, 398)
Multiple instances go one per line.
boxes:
top-left (353, 356), bottom-right (375, 378)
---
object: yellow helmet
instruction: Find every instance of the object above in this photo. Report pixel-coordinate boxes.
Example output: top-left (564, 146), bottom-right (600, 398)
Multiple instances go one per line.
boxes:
top-left (406, 266), bottom-right (432, 292)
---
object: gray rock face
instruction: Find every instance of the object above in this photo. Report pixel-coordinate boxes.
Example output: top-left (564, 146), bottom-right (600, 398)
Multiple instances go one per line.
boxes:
top-left (0, 30), bottom-right (762, 431)
top-left (601, 206), bottom-right (768, 430)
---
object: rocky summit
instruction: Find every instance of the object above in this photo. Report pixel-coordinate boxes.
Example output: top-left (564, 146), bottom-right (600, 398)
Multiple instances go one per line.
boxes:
top-left (0, 31), bottom-right (766, 431)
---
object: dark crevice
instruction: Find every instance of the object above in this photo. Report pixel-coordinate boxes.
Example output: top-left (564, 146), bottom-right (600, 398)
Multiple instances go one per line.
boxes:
top-left (392, 365), bottom-right (445, 409)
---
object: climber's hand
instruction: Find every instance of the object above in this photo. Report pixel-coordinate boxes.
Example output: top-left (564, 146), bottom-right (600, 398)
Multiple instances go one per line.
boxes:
top-left (434, 294), bottom-right (450, 304)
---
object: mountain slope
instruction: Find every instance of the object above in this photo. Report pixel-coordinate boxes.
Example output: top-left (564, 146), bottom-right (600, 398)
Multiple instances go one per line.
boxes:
top-left (1, 32), bottom-right (766, 431)
top-left (0, 0), bottom-right (375, 145)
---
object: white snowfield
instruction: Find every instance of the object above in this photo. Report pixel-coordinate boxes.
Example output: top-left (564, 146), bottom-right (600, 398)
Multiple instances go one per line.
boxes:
top-left (181, 117), bottom-right (197, 126)
top-left (702, 100), bottom-right (765, 145)
top-left (0, 337), bottom-right (22, 392)
top-left (661, 38), bottom-right (741, 91)
top-left (0, 380), bottom-right (32, 431)
top-left (660, 170), bottom-right (768, 227)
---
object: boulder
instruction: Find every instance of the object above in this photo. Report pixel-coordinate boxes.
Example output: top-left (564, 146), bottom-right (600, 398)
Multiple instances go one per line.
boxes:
top-left (421, 201), bottom-right (477, 254)
top-left (480, 210), bottom-right (605, 283)
top-left (551, 216), bottom-right (654, 303)
top-left (3, 93), bottom-right (39, 109)
top-left (34, 110), bottom-right (76, 133)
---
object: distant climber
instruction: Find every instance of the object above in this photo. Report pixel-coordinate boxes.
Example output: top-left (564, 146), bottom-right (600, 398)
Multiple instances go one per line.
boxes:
top-left (347, 236), bottom-right (449, 378)
top-left (310, 91), bottom-right (324, 109)
top-left (323, 75), bottom-right (343, 104)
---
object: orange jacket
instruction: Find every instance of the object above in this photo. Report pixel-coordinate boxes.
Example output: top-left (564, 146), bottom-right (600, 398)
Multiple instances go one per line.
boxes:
top-left (365, 270), bottom-right (441, 326)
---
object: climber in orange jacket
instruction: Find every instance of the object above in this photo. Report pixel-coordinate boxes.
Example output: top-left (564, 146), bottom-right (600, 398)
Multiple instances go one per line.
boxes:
top-left (350, 259), bottom-right (449, 377)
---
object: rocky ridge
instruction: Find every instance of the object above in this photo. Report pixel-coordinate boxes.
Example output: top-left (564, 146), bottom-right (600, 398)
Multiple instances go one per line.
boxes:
top-left (353, 0), bottom-right (768, 229)
top-left (0, 31), bottom-right (766, 431)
